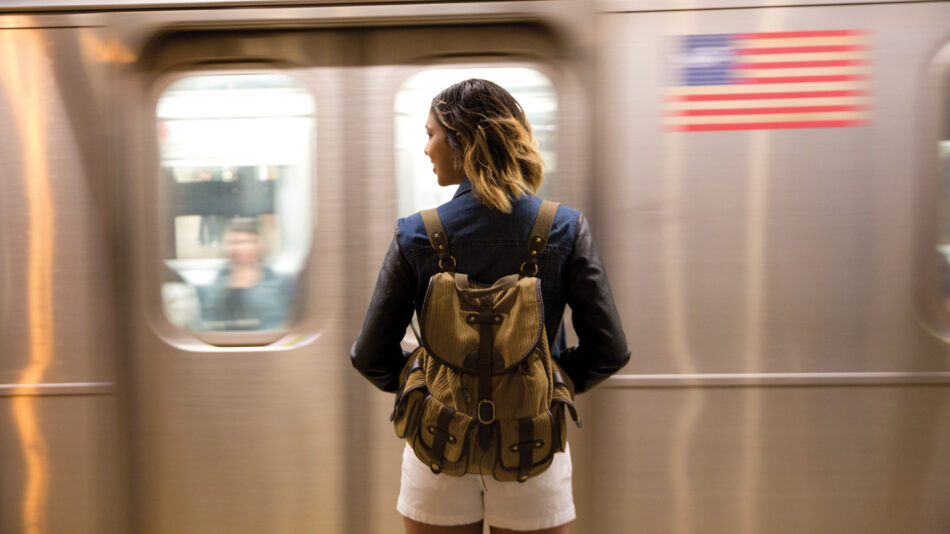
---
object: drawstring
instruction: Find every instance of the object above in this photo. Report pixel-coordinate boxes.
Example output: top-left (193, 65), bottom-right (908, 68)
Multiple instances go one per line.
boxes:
top-left (478, 452), bottom-right (490, 492)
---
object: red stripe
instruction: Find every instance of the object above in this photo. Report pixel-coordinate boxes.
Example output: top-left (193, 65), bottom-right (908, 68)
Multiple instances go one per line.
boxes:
top-left (734, 45), bottom-right (868, 55)
top-left (734, 30), bottom-right (867, 39)
top-left (735, 74), bottom-right (867, 84)
top-left (671, 90), bottom-right (867, 102)
top-left (670, 120), bottom-right (868, 132)
top-left (673, 105), bottom-right (867, 116)
top-left (733, 59), bottom-right (867, 69)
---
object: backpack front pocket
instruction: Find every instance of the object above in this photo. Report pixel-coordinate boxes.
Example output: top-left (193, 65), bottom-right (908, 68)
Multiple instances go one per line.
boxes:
top-left (493, 409), bottom-right (560, 482)
top-left (409, 394), bottom-right (475, 476)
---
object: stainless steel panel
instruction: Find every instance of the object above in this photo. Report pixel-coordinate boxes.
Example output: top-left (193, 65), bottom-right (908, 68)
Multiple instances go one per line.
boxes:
top-left (0, 396), bottom-right (122, 534)
top-left (596, 3), bottom-right (950, 376)
top-left (588, 385), bottom-right (950, 533)
top-left (0, 26), bottom-right (116, 385)
top-left (0, 25), bottom-right (121, 534)
top-left (588, 3), bottom-right (950, 533)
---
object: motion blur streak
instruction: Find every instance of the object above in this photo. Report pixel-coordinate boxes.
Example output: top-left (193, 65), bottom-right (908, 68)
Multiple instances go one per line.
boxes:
top-left (1, 26), bottom-right (55, 534)
top-left (666, 7), bottom-right (699, 534)
top-left (738, 7), bottom-right (786, 533)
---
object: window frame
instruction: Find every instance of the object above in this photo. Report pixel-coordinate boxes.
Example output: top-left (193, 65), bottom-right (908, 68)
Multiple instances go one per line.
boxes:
top-left (149, 66), bottom-right (318, 347)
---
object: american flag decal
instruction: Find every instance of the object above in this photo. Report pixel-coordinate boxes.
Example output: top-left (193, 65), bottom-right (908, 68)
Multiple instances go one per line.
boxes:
top-left (667, 30), bottom-right (871, 131)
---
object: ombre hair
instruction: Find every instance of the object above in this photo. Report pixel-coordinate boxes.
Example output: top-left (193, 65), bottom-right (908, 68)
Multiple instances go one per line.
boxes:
top-left (430, 79), bottom-right (544, 213)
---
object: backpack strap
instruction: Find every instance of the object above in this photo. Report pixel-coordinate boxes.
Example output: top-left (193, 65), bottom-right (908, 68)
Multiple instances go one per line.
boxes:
top-left (420, 208), bottom-right (456, 272)
top-left (520, 200), bottom-right (560, 277)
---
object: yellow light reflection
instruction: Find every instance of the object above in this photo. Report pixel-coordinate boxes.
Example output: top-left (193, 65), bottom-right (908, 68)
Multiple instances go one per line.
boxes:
top-left (79, 29), bottom-right (136, 63)
top-left (1, 26), bottom-right (55, 534)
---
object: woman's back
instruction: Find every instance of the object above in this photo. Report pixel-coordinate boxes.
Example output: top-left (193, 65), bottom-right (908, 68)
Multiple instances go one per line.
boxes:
top-left (397, 178), bottom-right (580, 345)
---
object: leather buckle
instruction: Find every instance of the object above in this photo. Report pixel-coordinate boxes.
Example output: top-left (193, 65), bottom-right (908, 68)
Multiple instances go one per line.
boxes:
top-left (477, 399), bottom-right (495, 424)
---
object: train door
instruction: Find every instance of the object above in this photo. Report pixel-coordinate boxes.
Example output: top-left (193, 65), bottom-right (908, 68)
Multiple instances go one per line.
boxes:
top-left (124, 19), bottom-right (592, 534)
top-left (353, 24), bottom-right (593, 533)
top-left (128, 29), bottom-right (352, 534)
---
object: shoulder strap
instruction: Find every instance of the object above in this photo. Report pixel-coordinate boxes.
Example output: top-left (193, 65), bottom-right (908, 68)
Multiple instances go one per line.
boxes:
top-left (521, 200), bottom-right (560, 276)
top-left (420, 208), bottom-right (456, 272)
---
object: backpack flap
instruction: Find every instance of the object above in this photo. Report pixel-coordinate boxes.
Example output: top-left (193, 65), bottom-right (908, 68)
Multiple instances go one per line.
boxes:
top-left (421, 273), bottom-right (544, 373)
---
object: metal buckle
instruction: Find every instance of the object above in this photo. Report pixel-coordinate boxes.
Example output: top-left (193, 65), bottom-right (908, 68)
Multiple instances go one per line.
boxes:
top-left (520, 262), bottom-right (539, 276)
top-left (439, 256), bottom-right (456, 271)
top-left (477, 399), bottom-right (495, 424)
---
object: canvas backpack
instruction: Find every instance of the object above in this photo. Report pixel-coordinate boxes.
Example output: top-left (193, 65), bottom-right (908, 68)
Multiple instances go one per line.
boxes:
top-left (391, 200), bottom-right (581, 482)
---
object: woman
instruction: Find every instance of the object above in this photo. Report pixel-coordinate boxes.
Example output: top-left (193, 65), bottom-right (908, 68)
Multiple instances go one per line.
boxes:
top-left (351, 79), bottom-right (630, 534)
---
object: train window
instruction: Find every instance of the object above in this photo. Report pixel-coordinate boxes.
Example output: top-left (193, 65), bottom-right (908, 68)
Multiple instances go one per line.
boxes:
top-left (937, 137), bottom-right (950, 328)
top-left (394, 67), bottom-right (557, 216)
top-left (156, 73), bottom-right (314, 333)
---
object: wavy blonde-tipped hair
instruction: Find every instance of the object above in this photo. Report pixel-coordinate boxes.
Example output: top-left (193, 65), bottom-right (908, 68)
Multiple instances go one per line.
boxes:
top-left (431, 79), bottom-right (544, 213)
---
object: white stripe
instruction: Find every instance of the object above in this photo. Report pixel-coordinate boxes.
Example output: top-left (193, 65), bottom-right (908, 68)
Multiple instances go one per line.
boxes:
top-left (667, 110), bottom-right (868, 125)
top-left (668, 96), bottom-right (870, 111)
top-left (737, 51), bottom-right (867, 63)
top-left (736, 35), bottom-right (866, 48)
top-left (739, 66), bottom-right (869, 77)
top-left (668, 80), bottom-right (869, 96)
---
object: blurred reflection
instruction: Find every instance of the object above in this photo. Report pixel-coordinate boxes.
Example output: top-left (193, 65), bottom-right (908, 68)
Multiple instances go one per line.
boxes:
top-left (199, 217), bottom-right (293, 331)
top-left (156, 73), bottom-right (314, 334)
top-left (161, 263), bottom-right (200, 329)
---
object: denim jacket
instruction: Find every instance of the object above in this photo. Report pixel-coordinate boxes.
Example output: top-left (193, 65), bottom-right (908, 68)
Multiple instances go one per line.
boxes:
top-left (351, 178), bottom-right (630, 393)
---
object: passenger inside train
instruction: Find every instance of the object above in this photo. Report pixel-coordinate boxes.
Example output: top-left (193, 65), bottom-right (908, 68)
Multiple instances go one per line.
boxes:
top-left (197, 216), bottom-right (293, 331)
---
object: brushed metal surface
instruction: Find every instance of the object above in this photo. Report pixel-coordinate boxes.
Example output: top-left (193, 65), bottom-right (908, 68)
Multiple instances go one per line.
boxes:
top-left (0, 26), bottom-right (115, 385)
top-left (587, 385), bottom-right (950, 533)
top-left (2, 2), bottom-right (950, 533)
top-left (0, 24), bottom-right (120, 534)
top-left (597, 3), bottom-right (950, 377)
top-left (590, 3), bottom-right (950, 533)
top-left (0, 396), bottom-right (122, 534)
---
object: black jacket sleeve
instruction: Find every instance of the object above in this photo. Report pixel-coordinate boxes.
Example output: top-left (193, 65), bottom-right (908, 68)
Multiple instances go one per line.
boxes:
top-left (558, 214), bottom-right (631, 393)
top-left (350, 234), bottom-right (416, 392)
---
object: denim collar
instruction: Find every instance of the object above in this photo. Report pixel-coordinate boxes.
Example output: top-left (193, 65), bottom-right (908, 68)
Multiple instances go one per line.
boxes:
top-left (452, 178), bottom-right (472, 199)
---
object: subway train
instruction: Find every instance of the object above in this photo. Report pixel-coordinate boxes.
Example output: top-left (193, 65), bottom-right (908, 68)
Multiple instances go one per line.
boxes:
top-left (2, 0), bottom-right (950, 533)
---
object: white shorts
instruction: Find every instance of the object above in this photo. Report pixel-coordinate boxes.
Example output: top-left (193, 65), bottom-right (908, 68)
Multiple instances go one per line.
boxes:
top-left (397, 443), bottom-right (576, 531)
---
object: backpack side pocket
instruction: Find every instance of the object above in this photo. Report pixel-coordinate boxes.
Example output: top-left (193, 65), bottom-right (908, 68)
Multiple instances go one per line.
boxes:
top-left (392, 349), bottom-right (428, 438)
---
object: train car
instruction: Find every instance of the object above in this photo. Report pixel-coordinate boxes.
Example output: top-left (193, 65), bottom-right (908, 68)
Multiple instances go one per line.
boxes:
top-left (2, 0), bottom-right (950, 532)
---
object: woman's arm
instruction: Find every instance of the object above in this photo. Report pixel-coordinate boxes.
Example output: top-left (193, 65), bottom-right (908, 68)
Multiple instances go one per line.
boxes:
top-left (350, 235), bottom-right (416, 392)
top-left (559, 214), bottom-right (631, 393)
